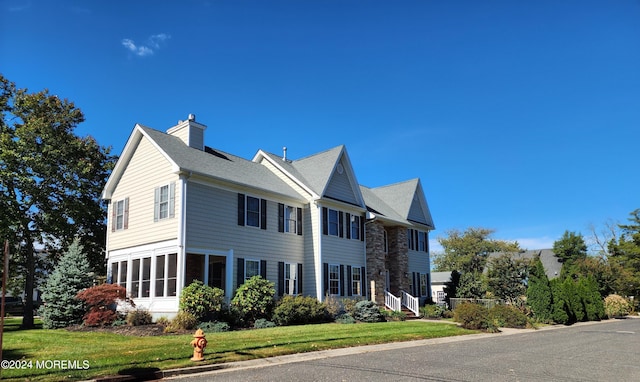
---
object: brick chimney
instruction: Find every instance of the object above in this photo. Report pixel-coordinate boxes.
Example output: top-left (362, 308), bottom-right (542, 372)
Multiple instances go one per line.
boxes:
top-left (167, 114), bottom-right (206, 150)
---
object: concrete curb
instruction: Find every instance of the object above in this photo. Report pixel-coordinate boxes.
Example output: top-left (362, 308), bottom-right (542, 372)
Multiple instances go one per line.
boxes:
top-left (89, 318), bottom-right (630, 381)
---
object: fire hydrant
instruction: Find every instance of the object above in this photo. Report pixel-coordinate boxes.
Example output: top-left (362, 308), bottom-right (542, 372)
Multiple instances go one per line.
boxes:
top-left (190, 328), bottom-right (207, 361)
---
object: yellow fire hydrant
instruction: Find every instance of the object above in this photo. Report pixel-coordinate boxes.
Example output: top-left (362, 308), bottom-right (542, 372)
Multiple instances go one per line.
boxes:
top-left (190, 328), bottom-right (207, 361)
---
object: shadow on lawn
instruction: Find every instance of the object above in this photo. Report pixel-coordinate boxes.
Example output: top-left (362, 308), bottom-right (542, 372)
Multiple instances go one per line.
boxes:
top-left (115, 367), bottom-right (162, 381)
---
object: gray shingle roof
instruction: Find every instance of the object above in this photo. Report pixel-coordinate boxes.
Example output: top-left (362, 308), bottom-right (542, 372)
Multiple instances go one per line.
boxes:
top-left (139, 126), bottom-right (304, 200)
top-left (488, 249), bottom-right (562, 279)
top-left (359, 185), bottom-right (408, 224)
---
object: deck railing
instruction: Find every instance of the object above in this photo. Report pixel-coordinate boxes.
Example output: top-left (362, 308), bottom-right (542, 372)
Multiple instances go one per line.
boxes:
top-left (385, 290), bottom-right (401, 312)
top-left (401, 290), bottom-right (420, 316)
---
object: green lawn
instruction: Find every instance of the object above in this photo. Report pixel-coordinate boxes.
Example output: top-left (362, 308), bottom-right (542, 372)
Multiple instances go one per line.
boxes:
top-left (1, 318), bottom-right (473, 381)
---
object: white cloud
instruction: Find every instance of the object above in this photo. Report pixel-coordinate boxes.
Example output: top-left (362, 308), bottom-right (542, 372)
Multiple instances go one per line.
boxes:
top-left (121, 33), bottom-right (171, 57)
top-left (511, 237), bottom-right (556, 250)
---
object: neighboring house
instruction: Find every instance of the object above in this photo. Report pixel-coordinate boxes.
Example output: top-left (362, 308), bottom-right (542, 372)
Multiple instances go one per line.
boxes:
top-left (102, 115), bottom-right (435, 318)
top-left (487, 249), bottom-right (563, 280)
top-left (430, 271), bottom-right (452, 305)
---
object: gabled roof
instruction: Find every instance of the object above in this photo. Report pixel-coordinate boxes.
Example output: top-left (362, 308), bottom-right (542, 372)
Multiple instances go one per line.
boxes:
top-left (365, 179), bottom-right (435, 229)
top-left (359, 185), bottom-right (407, 225)
top-left (102, 125), bottom-right (305, 200)
top-left (255, 145), bottom-right (366, 208)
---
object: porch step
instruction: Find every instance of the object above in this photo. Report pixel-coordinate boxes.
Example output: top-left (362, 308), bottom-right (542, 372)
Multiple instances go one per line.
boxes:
top-left (401, 308), bottom-right (421, 320)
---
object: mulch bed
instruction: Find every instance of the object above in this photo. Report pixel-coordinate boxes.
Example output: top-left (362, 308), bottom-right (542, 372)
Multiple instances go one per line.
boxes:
top-left (66, 324), bottom-right (180, 336)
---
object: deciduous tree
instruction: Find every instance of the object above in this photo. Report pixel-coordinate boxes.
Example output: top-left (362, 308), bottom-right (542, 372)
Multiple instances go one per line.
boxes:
top-left (0, 74), bottom-right (116, 328)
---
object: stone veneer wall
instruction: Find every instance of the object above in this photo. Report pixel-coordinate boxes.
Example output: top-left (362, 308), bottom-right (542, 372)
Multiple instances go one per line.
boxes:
top-left (386, 227), bottom-right (409, 295)
top-left (365, 220), bottom-right (386, 305)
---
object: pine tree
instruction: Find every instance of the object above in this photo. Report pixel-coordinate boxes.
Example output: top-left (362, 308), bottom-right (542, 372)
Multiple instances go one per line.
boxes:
top-left (39, 240), bottom-right (93, 328)
top-left (526, 257), bottom-right (553, 323)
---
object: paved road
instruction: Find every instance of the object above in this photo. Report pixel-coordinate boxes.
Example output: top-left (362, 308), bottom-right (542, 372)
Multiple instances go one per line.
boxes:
top-left (168, 319), bottom-right (640, 382)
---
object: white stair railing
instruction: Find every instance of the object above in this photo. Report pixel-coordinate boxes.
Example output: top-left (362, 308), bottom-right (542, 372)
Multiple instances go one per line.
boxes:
top-left (384, 290), bottom-right (401, 312)
top-left (401, 290), bottom-right (420, 317)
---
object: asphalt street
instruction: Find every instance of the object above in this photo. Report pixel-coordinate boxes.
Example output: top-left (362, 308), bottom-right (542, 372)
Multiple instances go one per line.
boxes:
top-left (166, 318), bottom-right (640, 382)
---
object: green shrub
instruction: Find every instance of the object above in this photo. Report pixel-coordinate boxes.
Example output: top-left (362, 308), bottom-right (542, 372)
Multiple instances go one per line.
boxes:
top-left (342, 297), bottom-right (365, 316)
top-left (387, 310), bottom-right (407, 321)
top-left (180, 280), bottom-right (226, 321)
top-left (231, 276), bottom-right (276, 324)
top-left (111, 319), bottom-right (126, 327)
top-left (335, 313), bottom-right (356, 324)
top-left (164, 311), bottom-right (198, 333)
top-left (126, 308), bottom-right (153, 326)
top-left (453, 302), bottom-right (496, 331)
top-left (604, 294), bottom-right (631, 318)
top-left (352, 300), bottom-right (385, 323)
top-left (420, 304), bottom-right (446, 319)
top-left (198, 321), bottom-right (230, 332)
top-left (253, 318), bottom-right (277, 328)
top-left (526, 257), bottom-right (553, 323)
top-left (488, 304), bottom-right (528, 328)
top-left (273, 295), bottom-right (328, 326)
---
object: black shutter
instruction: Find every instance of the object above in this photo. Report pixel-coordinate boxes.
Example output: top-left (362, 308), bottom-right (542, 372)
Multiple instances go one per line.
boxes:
top-left (414, 272), bottom-right (420, 297)
top-left (346, 213), bottom-right (351, 239)
top-left (237, 194), bottom-right (245, 226)
top-left (297, 263), bottom-right (303, 294)
top-left (278, 203), bottom-right (284, 233)
top-left (260, 199), bottom-right (267, 230)
top-left (361, 267), bottom-right (366, 296)
top-left (323, 263), bottom-right (329, 295)
top-left (260, 260), bottom-right (267, 278)
top-left (237, 258), bottom-right (244, 288)
top-left (297, 207), bottom-right (302, 236)
top-left (360, 216), bottom-right (364, 241)
top-left (347, 265), bottom-right (352, 296)
top-left (340, 264), bottom-right (345, 296)
top-left (322, 207), bottom-right (328, 235)
top-left (339, 212), bottom-right (344, 238)
top-left (278, 261), bottom-right (285, 296)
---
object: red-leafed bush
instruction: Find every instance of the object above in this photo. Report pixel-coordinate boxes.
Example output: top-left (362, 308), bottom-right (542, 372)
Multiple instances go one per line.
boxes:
top-left (76, 284), bottom-right (134, 327)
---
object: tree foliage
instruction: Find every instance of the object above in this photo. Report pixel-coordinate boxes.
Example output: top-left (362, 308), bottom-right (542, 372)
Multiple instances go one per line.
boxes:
top-left (486, 254), bottom-right (530, 303)
top-left (608, 209), bottom-right (640, 301)
top-left (39, 240), bottom-right (93, 329)
top-left (456, 271), bottom-right (486, 299)
top-left (433, 227), bottom-right (520, 273)
top-left (525, 257), bottom-right (553, 323)
top-left (553, 230), bottom-right (587, 266)
top-left (0, 74), bottom-right (116, 328)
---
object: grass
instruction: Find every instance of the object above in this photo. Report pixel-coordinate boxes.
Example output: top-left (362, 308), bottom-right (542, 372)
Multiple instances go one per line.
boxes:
top-left (1, 318), bottom-right (474, 381)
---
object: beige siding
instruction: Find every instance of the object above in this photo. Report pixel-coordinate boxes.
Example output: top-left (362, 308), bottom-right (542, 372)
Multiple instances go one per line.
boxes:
top-left (108, 136), bottom-right (180, 250)
top-left (185, 182), bottom-right (305, 286)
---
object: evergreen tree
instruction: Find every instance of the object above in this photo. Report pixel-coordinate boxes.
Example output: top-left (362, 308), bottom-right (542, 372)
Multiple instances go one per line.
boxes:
top-left (578, 276), bottom-right (605, 321)
top-left (526, 257), bottom-right (553, 322)
top-left (550, 278), bottom-right (570, 325)
top-left (39, 240), bottom-right (93, 328)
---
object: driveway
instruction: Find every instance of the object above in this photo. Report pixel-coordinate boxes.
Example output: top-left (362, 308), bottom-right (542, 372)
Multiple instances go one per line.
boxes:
top-left (166, 318), bottom-right (640, 381)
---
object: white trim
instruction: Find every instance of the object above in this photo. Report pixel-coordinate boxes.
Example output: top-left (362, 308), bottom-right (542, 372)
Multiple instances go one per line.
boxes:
top-left (252, 150), bottom-right (320, 199)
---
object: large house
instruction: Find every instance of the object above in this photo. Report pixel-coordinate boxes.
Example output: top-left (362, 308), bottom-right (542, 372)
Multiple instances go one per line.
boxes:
top-left (102, 115), bottom-right (435, 318)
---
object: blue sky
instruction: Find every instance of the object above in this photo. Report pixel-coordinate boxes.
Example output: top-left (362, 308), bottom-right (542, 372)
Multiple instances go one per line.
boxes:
top-left (2, 0), bottom-right (639, 253)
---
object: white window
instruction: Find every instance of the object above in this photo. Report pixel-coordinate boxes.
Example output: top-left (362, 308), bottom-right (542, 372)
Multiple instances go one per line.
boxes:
top-left (437, 290), bottom-right (445, 304)
top-left (155, 253), bottom-right (178, 297)
top-left (154, 183), bottom-right (175, 221)
top-left (352, 266), bottom-right (361, 296)
top-left (158, 185), bottom-right (169, 219)
top-left (246, 196), bottom-right (261, 228)
top-left (285, 206), bottom-right (297, 234)
top-left (329, 264), bottom-right (340, 295)
top-left (115, 200), bottom-right (125, 230)
top-left (328, 209), bottom-right (339, 236)
top-left (245, 259), bottom-right (260, 280)
top-left (285, 263), bottom-right (298, 295)
top-left (350, 215), bottom-right (360, 240)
